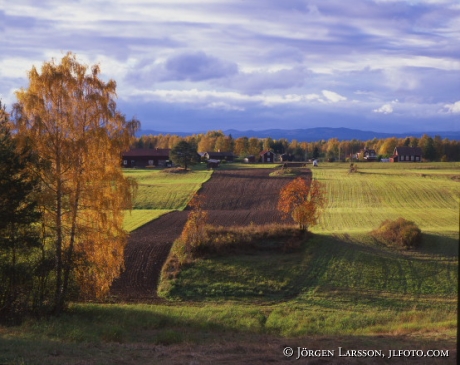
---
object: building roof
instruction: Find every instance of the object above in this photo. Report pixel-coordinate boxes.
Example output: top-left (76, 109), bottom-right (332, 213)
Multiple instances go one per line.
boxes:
top-left (259, 150), bottom-right (273, 156)
top-left (394, 146), bottom-right (422, 155)
top-left (122, 148), bottom-right (170, 157)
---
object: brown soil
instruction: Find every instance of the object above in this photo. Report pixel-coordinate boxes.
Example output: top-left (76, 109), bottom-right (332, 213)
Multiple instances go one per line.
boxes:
top-left (109, 168), bottom-right (311, 301)
top-left (109, 211), bottom-right (188, 302)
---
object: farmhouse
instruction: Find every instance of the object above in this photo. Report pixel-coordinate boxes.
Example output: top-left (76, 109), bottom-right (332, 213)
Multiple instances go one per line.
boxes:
top-left (260, 150), bottom-right (275, 163)
top-left (199, 151), bottom-right (236, 162)
top-left (122, 148), bottom-right (171, 168)
top-left (357, 148), bottom-right (378, 161)
top-left (390, 146), bottom-right (422, 162)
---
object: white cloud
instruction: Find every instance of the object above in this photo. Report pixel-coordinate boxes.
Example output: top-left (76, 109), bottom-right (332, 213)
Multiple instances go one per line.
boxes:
top-left (384, 68), bottom-right (419, 91)
top-left (206, 102), bottom-right (244, 111)
top-left (373, 104), bottom-right (394, 114)
top-left (322, 90), bottom-right (347, 103)
top-left (130, 88), bottom-right (324, 108)
top-left (443, 101), bottom-right (460, 113)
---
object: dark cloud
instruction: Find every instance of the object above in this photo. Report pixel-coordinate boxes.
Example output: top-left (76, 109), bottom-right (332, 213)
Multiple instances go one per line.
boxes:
top-left (162, 51), bottom-right (238, 81)
top-left (124, 51), bottom-right (239, 87)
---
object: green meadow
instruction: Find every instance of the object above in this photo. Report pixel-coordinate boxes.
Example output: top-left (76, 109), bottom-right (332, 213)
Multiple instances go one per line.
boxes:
top-left (122, 167), bottom-right (212, 231)
top-left (313, 162), bottom-right (459, 233)
top-left (1, 162), bottom-right (458, 364)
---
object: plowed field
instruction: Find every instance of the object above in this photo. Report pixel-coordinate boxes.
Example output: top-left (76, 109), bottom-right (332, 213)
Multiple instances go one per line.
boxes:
top-left (110, 168), bottom-right (310, 301)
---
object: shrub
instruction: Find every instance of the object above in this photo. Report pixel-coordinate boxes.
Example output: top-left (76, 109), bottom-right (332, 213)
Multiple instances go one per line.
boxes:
top-left (270, 168), bottom-right (296, 176)
top-left (371, 218), bottom-right (422, 249)
top-left (349, 163), bottom-right (358, 173)
top-left (195, 224), bottom-right (304, 255)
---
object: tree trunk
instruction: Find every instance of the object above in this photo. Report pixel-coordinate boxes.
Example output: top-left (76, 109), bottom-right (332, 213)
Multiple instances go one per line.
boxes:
top-left (54, 157), bottom-right (64, 315)
top-left (62, 177), bottom-right (81, 303)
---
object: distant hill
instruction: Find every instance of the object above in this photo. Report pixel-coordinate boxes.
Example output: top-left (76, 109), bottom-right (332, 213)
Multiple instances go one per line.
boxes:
top-left (137, 127), bottom-right (460, 141)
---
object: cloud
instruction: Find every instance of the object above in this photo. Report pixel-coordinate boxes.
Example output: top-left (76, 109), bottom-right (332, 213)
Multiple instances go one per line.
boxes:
top-left (322, 90), bottom-right (347, 103)
top-left (124, 52), bottom-right (238, 87)
top-left (2, 0), bottom-right (460, 133)
top-left (163, 51), bottom-right (238, 81)
top-left (443, 101), bottom-right (460, 113)
top-left (224, 67), bottom-right (309, 94)
top-left (130, 88), bottom-right (322, 108)
top-left (373, 103), bottom-right (394, 114)
top-left (205, 102), bottom-right (245, 111)
top-left (383, 68), bottom-right (420, 91)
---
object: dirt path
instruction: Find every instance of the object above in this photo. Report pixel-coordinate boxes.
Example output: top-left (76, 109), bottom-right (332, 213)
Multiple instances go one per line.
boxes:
top-left (109, 168), bottom-right (311, 301)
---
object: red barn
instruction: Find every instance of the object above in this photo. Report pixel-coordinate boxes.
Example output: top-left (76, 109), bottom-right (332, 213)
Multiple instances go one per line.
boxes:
top-left (121, 148), bottom-right (171, 167)
top-left (390, 147), bottom-right (422, 162)
top-left (259, 150), bottom-right (275, 163)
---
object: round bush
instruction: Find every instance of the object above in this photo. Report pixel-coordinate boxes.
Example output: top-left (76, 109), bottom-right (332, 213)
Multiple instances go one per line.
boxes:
top-left (371, 218), bottom-right (422, 249)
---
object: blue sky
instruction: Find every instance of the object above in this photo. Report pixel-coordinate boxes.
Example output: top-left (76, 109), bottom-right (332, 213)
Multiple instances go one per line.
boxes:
top-left (1, 0), bottom-right (459, 133)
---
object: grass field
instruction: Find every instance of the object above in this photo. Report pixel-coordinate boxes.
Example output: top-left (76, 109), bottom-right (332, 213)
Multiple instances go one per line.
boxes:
top-left (122, 209), bottom-right (173, 232)
top-left (313, 162), bottom-right (459, 233)
top-left (122, 167), bottom-right (212, 231)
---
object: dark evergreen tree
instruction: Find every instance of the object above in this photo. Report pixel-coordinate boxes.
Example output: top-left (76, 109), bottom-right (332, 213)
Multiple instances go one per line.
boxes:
top-left (0, 101), bottom-right (42, 320)
top-left (312, 146), bottom-right (320, 159)
top-left (170, 141), bottom-right (199, 170)
top-left (423, 137), bottom-right (437, 161)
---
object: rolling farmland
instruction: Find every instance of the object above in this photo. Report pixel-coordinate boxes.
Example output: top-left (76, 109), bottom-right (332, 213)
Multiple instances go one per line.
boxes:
top-left (113, 167), bottom-right (298, 300)
top-left (158, 162), bottom-right (458, 342)
top-left (313, 163), bottom-right (459, 233)
top-left (1, 162), bottom-right (458, 365)
top-left (126, 168), bottom-right (213, 210)
top-left (122, 168), bottom-right (212, 231)
top-left (112, 168), bottom-right (213, 300)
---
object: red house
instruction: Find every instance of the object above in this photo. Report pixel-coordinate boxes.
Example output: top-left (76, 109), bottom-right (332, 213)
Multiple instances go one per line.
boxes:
top-left (390, 147), bottom-right (422, 162)
top-left (259, 150), bottom-right (275, 163)
top-left (121, 148), bottom-right (171, 167)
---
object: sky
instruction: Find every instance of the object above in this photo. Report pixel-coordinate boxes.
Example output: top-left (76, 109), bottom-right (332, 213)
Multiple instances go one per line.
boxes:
top-left (1, 0), bottom-right (460, 133)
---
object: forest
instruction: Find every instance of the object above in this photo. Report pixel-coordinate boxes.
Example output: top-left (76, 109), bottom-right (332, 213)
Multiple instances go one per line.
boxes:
top-left (132, 130), bottom-right (460, 162)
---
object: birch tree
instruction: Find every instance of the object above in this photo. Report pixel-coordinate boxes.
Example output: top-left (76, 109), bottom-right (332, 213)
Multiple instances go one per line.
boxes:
top-left (13, 53), bottom-right (139, 313)
top-left (277, 177), bottom-right (326, 231)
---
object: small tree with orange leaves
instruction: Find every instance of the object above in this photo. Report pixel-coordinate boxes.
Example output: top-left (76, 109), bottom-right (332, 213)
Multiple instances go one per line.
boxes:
top-left (277, 177), bottom-right (327, 231)
top-left (180, 194), bottom-right (208, 255)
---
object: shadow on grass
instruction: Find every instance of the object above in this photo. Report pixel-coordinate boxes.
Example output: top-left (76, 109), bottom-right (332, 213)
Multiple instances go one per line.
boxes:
top-left (165, 231), bottom-right (457, 304)
top-left (0, 303), bottom-right (456, 365)
top-left (418, 233), bottom-right (459, 257)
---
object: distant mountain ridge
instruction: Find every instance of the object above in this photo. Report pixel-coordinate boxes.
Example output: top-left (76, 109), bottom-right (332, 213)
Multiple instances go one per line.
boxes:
top-left (137, 127), bottom-right (460, 142)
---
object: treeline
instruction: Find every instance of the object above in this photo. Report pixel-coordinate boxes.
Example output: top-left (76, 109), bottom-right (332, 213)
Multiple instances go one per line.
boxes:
top-left (133, 130), bottom-right (460, 162)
